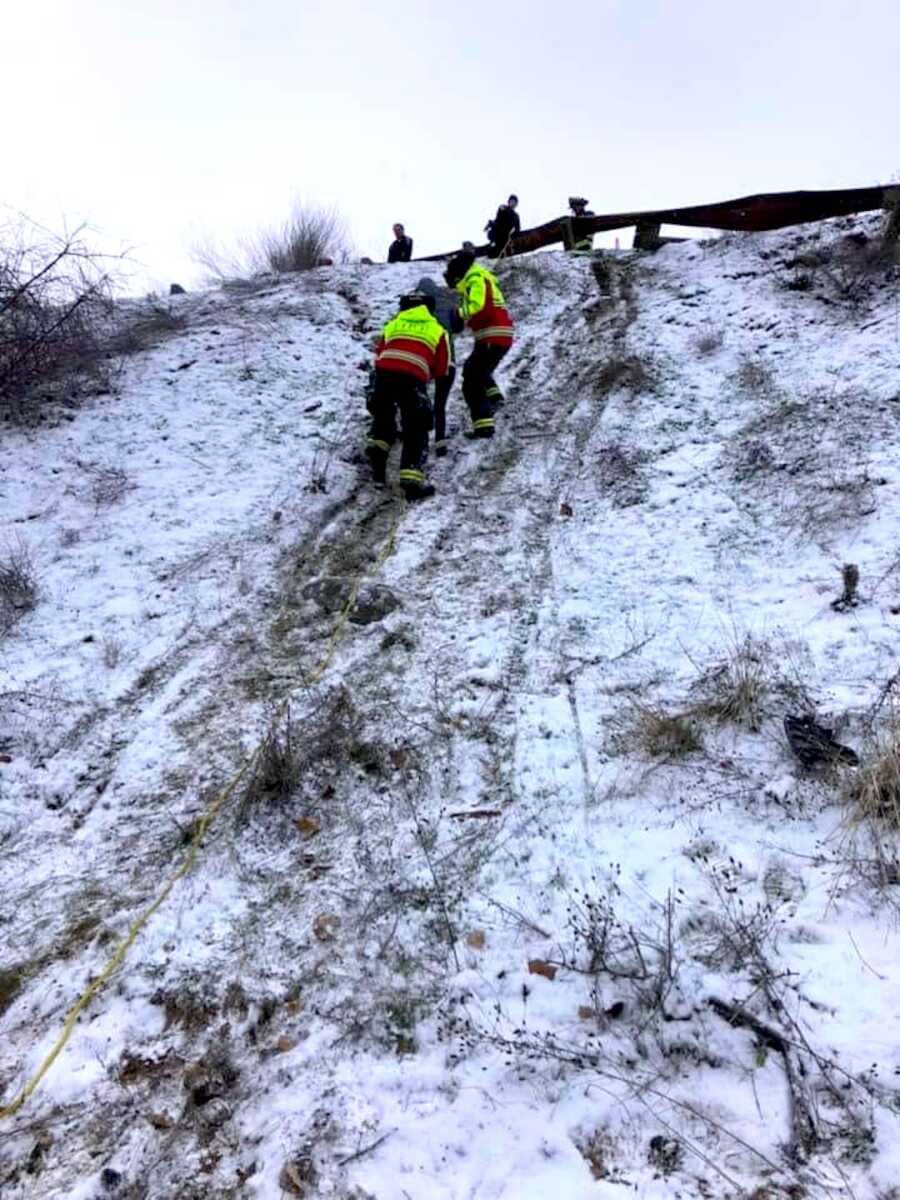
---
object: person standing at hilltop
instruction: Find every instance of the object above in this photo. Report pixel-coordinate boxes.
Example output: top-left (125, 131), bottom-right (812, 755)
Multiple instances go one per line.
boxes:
top-left (387, 223), bottom-right (413, 262)
top-left (485, 196), bottom-right (520, 258)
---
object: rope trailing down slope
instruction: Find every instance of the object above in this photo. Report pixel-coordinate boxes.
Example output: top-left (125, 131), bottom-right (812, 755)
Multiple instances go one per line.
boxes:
top-left (0, 504), bottom-right (405, 1121)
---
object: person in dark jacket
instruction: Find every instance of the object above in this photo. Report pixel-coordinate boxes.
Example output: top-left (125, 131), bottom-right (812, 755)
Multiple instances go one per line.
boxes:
top-left (485, 196), bottom-right (520, 258)
top-left (416, 275), bottom-right (465, 457)
top-left (387, 223), bottom-right (413, 262)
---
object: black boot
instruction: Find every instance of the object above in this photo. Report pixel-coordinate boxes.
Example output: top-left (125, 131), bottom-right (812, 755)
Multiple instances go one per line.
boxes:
top-left (401, 481), bottom-right (436, 501)
top-left (784, 714), bottom-right (859, 768)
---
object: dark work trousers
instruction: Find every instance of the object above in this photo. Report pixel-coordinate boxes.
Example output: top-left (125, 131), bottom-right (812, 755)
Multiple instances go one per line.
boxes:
top-left (462, 344), bottom-right (509, 429)
top-left (433, 364), bottom-right (457, 445)
top-left (366, 370), bottom-right (432, 483)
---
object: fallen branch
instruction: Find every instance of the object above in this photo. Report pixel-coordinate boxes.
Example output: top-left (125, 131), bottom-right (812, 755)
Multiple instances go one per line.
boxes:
top-left (708, 996), bottom-right (819, 1159)
top-left (337, 1130), bottom-right (393, 1167)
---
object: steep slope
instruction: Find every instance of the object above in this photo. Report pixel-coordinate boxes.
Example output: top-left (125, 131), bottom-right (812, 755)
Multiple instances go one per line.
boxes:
top-left (2, 217), bottom-right (900, 1199)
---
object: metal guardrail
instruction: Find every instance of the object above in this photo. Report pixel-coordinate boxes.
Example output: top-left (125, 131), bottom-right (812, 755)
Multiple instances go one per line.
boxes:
top-left (416, 185), bottom-right (894, 261)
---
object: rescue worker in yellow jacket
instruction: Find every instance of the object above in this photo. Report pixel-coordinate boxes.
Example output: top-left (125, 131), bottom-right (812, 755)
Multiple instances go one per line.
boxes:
top-left (366, 293), bottom-right (450, 500)
top-left (444, 250), bottom-right (514, 440)
top-left (564, 197), bottom-right (595, 255)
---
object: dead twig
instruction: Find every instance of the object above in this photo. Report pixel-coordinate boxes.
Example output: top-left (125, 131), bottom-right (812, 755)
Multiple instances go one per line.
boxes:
top-left (337, 1130), bottom-right (393, 1167)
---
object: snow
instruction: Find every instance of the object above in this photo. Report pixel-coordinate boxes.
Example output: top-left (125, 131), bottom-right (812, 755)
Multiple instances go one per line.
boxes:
top-left (2, 217), bottom-right (900, 1197)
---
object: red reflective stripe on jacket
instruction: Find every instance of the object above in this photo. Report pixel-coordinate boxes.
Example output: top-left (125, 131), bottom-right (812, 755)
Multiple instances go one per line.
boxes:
top-left (466, 277), bottom-right (514, 346)
top-left (374, 332), bottom-right (450, 383)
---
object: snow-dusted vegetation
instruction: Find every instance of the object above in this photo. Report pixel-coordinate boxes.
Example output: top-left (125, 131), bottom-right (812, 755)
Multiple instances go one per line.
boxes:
top-left (3, 213), bottom-right (900, 1198)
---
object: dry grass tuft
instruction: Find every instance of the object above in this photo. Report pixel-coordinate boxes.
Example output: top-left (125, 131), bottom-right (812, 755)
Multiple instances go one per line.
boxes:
top-left (618, 701), bottom-right (703, 760)
top-left (690, 324), bottom-right (725, 356)
top-left (840, 712), bottom-right (900, 905)
top-left (730, 356), bottom-right (775, 397)
top-left (191, 202), bottom-right (350, 280)
top-left (690, 635), bottom-right (773, 731)
top-left (846, 719), bottom-right (900, 827)
top-left (242, 709), bottom-right (302, 812)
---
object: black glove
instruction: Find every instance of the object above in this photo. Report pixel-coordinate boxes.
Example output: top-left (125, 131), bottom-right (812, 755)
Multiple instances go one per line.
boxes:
top-left (364, 368), bottom-right (377, 413)
top-left (417, 388), bottom-right (434, 431)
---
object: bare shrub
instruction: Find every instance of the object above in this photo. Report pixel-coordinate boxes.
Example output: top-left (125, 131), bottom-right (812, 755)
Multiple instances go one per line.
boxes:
top-left (731, 436), bottom-right (774, 483)
top-left (236, 690), bottom-right (360, 824)
top-left (831, 562), bottom-right (860, 612)
top-left (79, 460), bottom-right (133, 509)
top-left (698, 861), bottom-right (879, 1162)
top-left (558, 882), bottom-right (678, 1010)
top-left (690, 324), bottom-right (724, 356)
top-left (821, 233), bottom-right (897, 307)
top-left (730, 356), bottom-right (775, 397)
top-left (0, 539), bottom-right (38, 635)
top-left (596, 354), bottom-right (655, 396)
top-left (805, 468), bottom-right (878, 533)
top-left (241, 709), bottom-right (302, 814)
top-left (101, 636), bottom-right (123, 669)
top-left (595, 442), bottom-right (650, 508)
top-left (574, 1127), bottom-right (619, 1182)
top-left (774, 229), bottom-right (896, 307)
top-left (191, 202), bottom-right (350, 281)
top-left (107, 300), bottom-right (187, 356)
top-left (0, 216), bottom-right (119, 420)
top-left (731, 385), bottom-right (885, 540)
top-left (305, 445), bottom-right (330, 494)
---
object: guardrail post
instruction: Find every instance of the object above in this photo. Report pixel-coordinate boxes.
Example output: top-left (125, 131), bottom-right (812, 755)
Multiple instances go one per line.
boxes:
top-left (883, 187), bottom-right (900, 252)
top-left (633, 221), bottom-right (662, 251)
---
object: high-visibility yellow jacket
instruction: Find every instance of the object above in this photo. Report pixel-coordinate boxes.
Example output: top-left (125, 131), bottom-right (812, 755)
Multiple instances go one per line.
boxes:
top-left (456, 265), bottom-right (514, 347)
top-left (375, 305), bottom-right (450, 383)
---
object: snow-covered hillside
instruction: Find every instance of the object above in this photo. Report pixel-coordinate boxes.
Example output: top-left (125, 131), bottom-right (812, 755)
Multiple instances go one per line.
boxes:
top-left (2, 215), bottom-right (900, 1199)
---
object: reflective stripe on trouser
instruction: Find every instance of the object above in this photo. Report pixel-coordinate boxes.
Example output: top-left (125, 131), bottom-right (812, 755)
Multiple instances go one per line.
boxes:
top-left (368, 370), bottom-right (431, 484)
top-left (398, 468), bottom-right (426, 487)
top-left (462, 343), bottom-right (508, 430)
top-left (433, 363), bottom-right (456, 445)
top-left (472, 418), bottom-right (495, 433)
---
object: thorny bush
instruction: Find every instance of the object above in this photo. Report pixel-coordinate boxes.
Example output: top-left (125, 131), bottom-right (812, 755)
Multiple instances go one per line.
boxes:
top-left (0, 538), bottom-right (38, 637)
top-left (0, 216), bottom-right (118, 419)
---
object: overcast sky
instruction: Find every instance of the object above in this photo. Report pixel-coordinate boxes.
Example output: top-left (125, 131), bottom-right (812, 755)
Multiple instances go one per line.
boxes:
top-left (6, 0), bottom-right (898, 290)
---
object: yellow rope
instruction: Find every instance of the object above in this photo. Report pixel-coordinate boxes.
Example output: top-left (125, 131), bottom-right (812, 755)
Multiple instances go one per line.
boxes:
top-left (0, 502), bottom-right (403, 1121)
